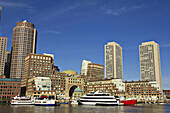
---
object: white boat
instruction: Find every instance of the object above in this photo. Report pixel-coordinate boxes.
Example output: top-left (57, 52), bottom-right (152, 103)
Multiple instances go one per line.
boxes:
top-left (71, 100), bottom-right (78, 104)
top-left (10, 96), bottom-right (34, 105)
top-left (34, 96), bottom-right (55, 106)
top-left (78, 91), bottom-right (120, 106)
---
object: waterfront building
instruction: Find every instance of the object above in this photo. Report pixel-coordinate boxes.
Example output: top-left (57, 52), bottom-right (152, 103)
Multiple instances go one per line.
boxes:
top-left (21, 53), bottom-right (55, 95)
top-left (80, 59), bottom-right (91, 75)
top-left (26, 77), bottom-right (55, 97)
top-left (81, 74), bottom-right (88, 94)
top-left (81, 63), bottom-right (104, 94)
top-left (72, 87), bottom-right (83, 100)
top-left (21, 54), bottom-right (83, 100)
top-left (62, 69), bottom-right (77, 76)
top-left (105, 42), bottom-right (123, 80)
top-left (64, 74), bottom-right (84, 98)
top-left (87, 63), bottom-right (104, 80)
top-left (87, 78), bottom-right (125, 96)
top-left (10, 20), bottom-right (37, 79)
top-left (0, 78), bottom-right (21, 100)
top-left (81, 59), bottom-right (104, 94)
top-left (163, 90), bottom-right (170, 99)
top-left (54, 66), bottom-right (60, 73)
top-left (125, 80), bottom-right (163, 100)
top-left (0, 37), bottom-right (7, 77)
top-left (139, 41), bottom-right (162, 91)
top-left (4, 51), bottom-right (12, 78)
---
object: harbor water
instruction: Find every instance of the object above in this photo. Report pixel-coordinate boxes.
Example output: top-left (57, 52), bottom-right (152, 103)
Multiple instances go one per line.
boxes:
top-left (0, 104), bottom-right (170, 113)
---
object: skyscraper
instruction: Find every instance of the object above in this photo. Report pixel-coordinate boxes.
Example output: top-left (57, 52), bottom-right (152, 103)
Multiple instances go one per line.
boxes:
top-left (105, 42), bottom-right (123, 80)
top-left (4, 51), bottom-right (12, 78)
top-left (10, 20), bottom-right (37, 79)
top-left (81, 59), bottom-right (91, 75)
top-left (0, 37), bottom-right (7, 77)
top-left (139, 41), bottom-right (162, 91)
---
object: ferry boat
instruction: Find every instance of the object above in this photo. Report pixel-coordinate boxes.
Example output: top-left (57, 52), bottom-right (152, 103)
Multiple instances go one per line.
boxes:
top-left (78, 91), bottom-right (120, 106)
top-left (10, 96), bottom-right (34, 105)
top-left (34, 96), bottom-right (55, 106)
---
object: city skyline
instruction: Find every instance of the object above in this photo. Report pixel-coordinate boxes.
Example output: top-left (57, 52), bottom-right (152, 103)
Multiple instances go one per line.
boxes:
top-left (0, 0), bottom-right (170, 89)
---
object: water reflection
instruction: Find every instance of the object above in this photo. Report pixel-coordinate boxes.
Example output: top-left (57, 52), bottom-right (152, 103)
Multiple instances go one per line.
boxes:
top-left (0, 104), bottom-right (169, 113)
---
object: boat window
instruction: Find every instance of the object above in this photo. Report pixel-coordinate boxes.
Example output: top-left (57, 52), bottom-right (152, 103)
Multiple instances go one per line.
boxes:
top-left (87, 94), bottom-right (93, 96)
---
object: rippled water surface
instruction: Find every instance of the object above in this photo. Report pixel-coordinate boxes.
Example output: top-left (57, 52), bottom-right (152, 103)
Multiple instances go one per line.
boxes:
top-left (0, 104), bottom-right (170, 113)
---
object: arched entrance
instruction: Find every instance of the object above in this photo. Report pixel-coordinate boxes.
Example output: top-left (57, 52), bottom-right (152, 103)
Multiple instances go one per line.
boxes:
top-left (69, 85), bottom-right (77, 97)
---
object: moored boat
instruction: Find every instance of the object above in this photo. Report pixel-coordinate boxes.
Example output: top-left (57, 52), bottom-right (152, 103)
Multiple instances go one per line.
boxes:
top-left (34, 96), bottom-right (55, 106)
top-left (120, 99), bottom-right (137, 105)
top-left (71, 100), bottom-right (78, 104)
top-left (10, 96), bottom-right (34, 105)
top-left (78, 91), bottom-right (120, 106)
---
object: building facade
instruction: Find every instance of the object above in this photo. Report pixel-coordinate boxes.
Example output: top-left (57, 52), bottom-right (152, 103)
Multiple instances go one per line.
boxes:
top-left (0, 37), bottom-right (7, 77)
top-left (65, 75), bottom-right (84, 98)
top-left (87, 63), bottom-right (104, 80)
top-left (125, 80), bottom-right (162, 100)
top-left (21, 54), bottom-right (83, 100)
top-left (26, 77), bottom-right (54, 97)
top-left (0, 78), bottom-right (21, 100)
top-left (10, 20), bottom-right (37, 79)
top-left (87, 79), bottom-right (125, 96)
top-left (81, 59), bottom-right (91, 75)
top-left (21, 53), bottom-right (55, 95)
top-left (105, 42), bottom-right (123, 80)
top-left (4, 51), bottom-right (11, 78)
top-left (139, 41), bottom-right (162, 91)
top-left (163, 90), bottom-right (170, 99)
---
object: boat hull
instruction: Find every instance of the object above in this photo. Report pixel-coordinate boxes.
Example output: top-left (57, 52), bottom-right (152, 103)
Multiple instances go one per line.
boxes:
top-left (34, 100), bottom-right (55, 106)
top-left (120, 100), bottom-right (137, 105)
top-left (35, 104), bottom-right (55, 106)
top-left (79, 101), bottom-right (119, 106)
top-left (10, 101), bottom-right (34, 105)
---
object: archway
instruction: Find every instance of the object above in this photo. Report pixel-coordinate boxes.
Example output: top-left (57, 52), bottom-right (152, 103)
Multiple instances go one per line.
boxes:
top-left (69, 85), bottom-right (77, 97)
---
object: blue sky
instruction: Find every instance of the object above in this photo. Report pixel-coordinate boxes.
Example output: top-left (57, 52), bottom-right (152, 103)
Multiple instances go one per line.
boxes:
top-left (0, 0), bottom-right (170, 89)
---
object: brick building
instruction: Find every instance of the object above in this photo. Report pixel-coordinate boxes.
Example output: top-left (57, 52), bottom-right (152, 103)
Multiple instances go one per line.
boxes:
top-left (21, 53), bottom-right (67, 96)
top-left (125, 80), bottom-right (162, 100)
top-left (87, 78), bottom-right (125, 96)
top-left (87, 63), bottom-right (104, 80)
top-left (0, 78), bottom-right (21, 100)
top-left (21, 54), bottom-right (84, 100)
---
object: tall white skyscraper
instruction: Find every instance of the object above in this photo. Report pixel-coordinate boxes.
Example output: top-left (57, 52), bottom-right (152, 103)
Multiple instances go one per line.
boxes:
top-left (81, 59), bottom-right (91, 75)
top-left (105, 42), bottom-right (123, 80)
top-left (139, 41), bottom-right (162, 91)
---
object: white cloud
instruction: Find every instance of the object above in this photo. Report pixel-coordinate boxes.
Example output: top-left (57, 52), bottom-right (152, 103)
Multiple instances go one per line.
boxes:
top-left (100, 1), bottom-right (144, 16)
top-left (105, 7), bottom-right (126, 16)
top-left (46, 30), bottom-right (61, 35)
top-left (0, 1), bottom-right (32, 8)
top-left (161, 44), bottom-right (170, 48)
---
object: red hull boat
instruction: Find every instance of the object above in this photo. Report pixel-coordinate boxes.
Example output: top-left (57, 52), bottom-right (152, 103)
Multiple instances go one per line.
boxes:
top-left (120, 100), bottom-right (137, 105)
